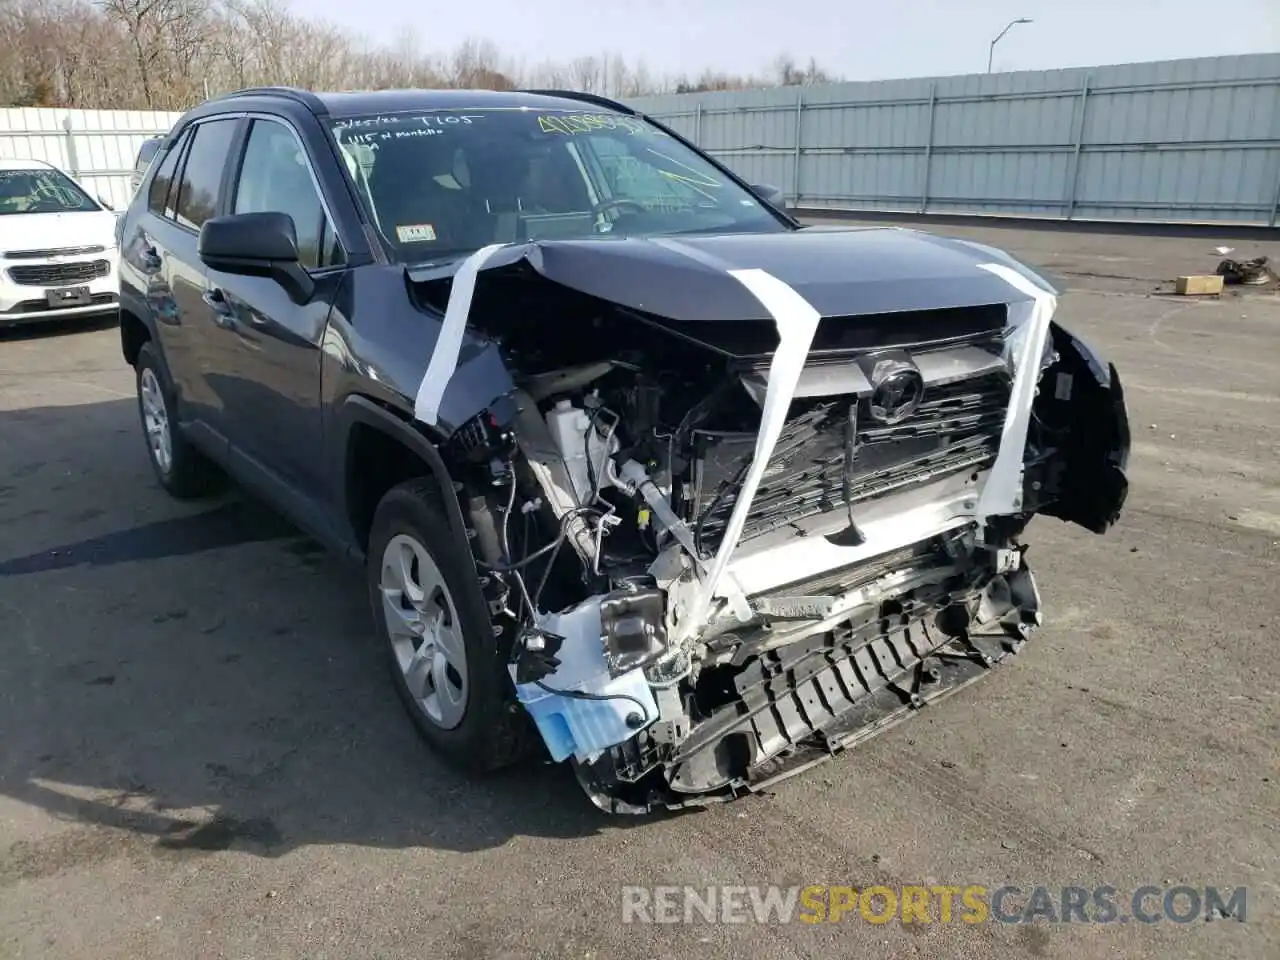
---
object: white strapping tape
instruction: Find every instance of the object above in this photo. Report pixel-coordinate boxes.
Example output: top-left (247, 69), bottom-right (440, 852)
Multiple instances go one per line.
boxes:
top-left (414, 242), bottom-right (508, 426)
top-left (680, 267), bottom-right (823, 638)
top-left (975, 262), bottom-right (1058, 517)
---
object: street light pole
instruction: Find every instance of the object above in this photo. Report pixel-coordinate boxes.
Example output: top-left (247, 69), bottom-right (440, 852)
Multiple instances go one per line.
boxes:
top-left (987, 18), bottom-right (1033, 73)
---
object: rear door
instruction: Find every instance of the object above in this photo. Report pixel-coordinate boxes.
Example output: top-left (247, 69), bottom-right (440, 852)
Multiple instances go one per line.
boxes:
top-left (119, 128), bottom-right (190, 386)
top-left (204, 115), bottom-right (348, 510)
top-left (158, 117), bottom-right (244, 444)
top-left (118, 118), bottom-right (241, 452)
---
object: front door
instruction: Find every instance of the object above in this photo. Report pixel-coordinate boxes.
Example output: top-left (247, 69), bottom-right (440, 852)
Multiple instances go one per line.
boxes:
top-left (203, 117), bottom-right (348, 508)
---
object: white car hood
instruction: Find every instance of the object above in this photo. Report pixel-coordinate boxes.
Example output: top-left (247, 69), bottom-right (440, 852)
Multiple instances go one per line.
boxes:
top-left (0, 210), bottom-right (119, 254)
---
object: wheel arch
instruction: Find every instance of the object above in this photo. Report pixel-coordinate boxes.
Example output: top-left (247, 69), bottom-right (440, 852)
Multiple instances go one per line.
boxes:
top-left (336, 394), bottom-right (471, 560)
top-left (119, 305), bottom-right (154, 367)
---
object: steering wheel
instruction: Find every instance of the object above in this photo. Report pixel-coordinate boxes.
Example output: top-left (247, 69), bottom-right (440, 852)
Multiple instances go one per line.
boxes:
top-left (591, 197), bottom-right (647, 219)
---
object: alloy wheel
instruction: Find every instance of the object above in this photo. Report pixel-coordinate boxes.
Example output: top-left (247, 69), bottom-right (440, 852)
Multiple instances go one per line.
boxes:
top-left (139, 367), bottom-right (172, 474)
top-left (379, 533), bottom-right (470, 730)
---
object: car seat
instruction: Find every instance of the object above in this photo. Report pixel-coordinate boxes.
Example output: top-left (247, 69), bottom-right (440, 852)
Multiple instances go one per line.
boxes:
top-left (367, 142), bottom-right (470, 249)
top-left (0, 173), bottom-right (39, 211)
top-left (462, 145), bottom-right (532, 244)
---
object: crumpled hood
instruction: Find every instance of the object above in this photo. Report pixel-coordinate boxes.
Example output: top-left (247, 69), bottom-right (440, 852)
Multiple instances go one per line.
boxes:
top-left (451, 226), bottom-right (1054, 323)
top-left (0, 210), bottom-right (119, 255)
top-left (407, 223), bottom-right (1063, 433)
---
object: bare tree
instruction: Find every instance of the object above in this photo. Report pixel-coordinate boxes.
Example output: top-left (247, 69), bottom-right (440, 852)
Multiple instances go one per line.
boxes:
top-left (569, 55), bottom-right (604, 94)
top-left (773, 52), bottom-right (837, 87)
top-left (98, 0), bottom-right (208, 108)
top-left (527, 59), bottom-right (569, 89)
top-left (0, 0), bottom-right (840, 108)
top-left (449, 36), bottom-right (514, 89)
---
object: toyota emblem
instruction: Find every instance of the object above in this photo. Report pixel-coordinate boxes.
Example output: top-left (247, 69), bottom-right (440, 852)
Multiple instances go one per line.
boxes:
top-left (868, 359), bottom-right (925, 425)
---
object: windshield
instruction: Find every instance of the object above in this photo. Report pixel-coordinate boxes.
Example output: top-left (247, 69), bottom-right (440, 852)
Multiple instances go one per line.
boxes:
top-left (328, 107), bottom-right (789, 261)
top-left (0, 168), bottom-right (100, 215)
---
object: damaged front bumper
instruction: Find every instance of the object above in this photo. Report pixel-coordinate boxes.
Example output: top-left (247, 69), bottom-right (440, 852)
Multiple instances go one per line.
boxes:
top-left (420, 231), bottom-right (1130, 813)
top-left (576, 529), bottom-right (1043, 813)
top-left (505, 318), bottom-right (1127, 813)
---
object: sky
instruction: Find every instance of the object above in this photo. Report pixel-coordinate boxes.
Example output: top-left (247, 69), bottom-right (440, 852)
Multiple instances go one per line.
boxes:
top-left (305, 0), bottom-right (1280, 81)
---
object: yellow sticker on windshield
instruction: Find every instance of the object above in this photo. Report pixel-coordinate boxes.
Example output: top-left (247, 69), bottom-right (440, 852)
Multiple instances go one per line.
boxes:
top-left (396, 223), bottom-right (437, 243)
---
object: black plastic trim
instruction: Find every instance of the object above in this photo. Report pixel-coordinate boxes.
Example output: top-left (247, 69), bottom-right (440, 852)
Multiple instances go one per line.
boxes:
top-left (335, 394), bottom-right (471, 561)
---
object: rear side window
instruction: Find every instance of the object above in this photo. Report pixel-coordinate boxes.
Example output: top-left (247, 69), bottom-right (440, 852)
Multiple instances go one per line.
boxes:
top-left (147, 133), bottom-right (187, 217)
top-left (174, 118), bottom-right (239, 230)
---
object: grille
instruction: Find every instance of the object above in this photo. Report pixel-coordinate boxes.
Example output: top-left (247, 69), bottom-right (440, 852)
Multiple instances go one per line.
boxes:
top-left (692, 370), bottom-right (1011, 554)
top-left (4, 245), bottom-right (105, 260)
top-left (8, 259), bottom-right (110, 286)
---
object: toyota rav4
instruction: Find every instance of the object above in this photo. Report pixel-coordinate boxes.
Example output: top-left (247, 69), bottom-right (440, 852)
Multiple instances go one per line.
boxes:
top-left (117, 86), bottom-right (1130, 813)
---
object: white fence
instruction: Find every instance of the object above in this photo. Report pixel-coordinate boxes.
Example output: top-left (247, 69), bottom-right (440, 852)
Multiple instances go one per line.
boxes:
top-left (0, 108), bottom-right (182, 211)
top-left (8, 61), bottom-right (1280, 228)
top-left (630, 54), bottom-right (1280, 226)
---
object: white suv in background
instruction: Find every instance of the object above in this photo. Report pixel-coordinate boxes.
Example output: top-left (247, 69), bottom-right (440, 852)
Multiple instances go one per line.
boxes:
top-left (0, 158), bottom-right (121, 329)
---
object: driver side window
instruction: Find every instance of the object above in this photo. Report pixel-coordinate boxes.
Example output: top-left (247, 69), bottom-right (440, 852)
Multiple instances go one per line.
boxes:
top-left (232, 119), bottom-right (344, 270)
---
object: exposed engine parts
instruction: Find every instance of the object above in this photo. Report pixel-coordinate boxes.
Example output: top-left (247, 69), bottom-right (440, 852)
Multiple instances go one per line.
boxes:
top-left (418, 237), bottom-right (1131, 813)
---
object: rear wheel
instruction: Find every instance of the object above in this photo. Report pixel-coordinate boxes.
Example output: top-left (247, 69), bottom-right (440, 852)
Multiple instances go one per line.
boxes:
top-left (366, 478), bottom-right (529, 771)
top-left (134, 342), bottom-right (225, 499)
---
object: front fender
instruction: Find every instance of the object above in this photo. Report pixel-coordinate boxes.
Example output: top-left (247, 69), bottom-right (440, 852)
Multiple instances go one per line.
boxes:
top-left (1024, 324), bottom-right (1131, 533)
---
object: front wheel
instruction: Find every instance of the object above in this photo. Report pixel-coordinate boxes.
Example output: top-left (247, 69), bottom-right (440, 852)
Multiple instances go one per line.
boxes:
top-left (366, 478), bottom-right (530, 772)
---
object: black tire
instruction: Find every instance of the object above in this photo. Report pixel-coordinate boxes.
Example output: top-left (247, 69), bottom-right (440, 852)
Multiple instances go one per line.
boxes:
top-left (366, 477), bottom-right (530, 773)
top-left (134, 341), bottom-right (226, 499)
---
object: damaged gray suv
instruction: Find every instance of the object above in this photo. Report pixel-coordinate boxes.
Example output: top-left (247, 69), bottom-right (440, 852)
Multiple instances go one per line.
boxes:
top-left (116, 86), bottom-right (1130, 813)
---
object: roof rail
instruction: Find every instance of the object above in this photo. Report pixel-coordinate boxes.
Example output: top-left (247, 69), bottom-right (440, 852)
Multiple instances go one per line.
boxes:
top-left (520, 89), bottom-right (640, 116)
top-left (220, 86), bottom-right (327, 114)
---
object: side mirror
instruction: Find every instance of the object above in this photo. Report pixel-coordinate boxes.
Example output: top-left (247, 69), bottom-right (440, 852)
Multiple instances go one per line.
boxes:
top-left (198, 211), bottom-right (314, 302)
top-left (749, 183), bottom-right (787, 211)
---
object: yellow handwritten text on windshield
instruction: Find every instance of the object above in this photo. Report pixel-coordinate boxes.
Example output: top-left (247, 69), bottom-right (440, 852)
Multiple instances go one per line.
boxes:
top-left (537, 113), bottom-right (667, 137)
top-left (643, 148), bottom-right (723, 193)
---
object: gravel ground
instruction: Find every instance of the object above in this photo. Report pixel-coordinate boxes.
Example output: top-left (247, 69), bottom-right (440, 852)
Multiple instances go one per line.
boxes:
top-left (1, 220), bottom-right (1277, 959)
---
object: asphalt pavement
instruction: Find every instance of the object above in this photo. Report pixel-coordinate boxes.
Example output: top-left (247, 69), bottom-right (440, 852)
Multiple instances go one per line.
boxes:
top-left (1, 220), bottom-right (1277, 959)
